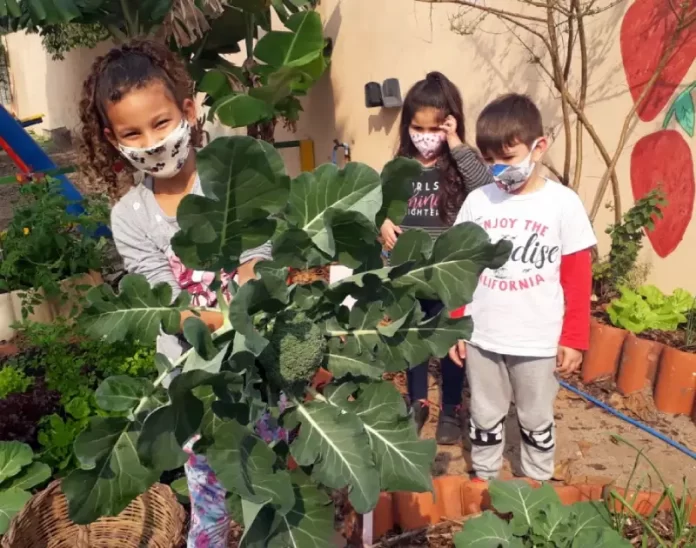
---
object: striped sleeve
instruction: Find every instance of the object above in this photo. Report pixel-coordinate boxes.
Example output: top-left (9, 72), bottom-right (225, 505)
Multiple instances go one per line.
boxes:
top-left (240, 241), bottom-right (273, 264)
top-left (450, 144), bottom-right (494, 193)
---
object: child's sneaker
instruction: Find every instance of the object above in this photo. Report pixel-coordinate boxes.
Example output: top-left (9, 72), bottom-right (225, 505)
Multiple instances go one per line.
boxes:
top-left (412, 400), bottom-right (430, 435)
top-left (436, 404), bottom-right (462, 445)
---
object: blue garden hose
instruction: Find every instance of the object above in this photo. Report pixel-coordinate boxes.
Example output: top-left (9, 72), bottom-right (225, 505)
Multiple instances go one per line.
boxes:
top-left (558, 379), bottom-right (696, 460)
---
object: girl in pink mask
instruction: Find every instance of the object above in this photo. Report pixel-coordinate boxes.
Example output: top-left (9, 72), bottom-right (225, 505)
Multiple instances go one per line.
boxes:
top-left (380, 71), bottom-right (493, 445)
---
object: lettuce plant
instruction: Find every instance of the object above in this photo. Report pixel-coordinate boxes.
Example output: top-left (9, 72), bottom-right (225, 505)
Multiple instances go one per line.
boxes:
top-left (62, 136), bottom-right (511, 545)
top-left (607, 285), bottom-right (693, 333)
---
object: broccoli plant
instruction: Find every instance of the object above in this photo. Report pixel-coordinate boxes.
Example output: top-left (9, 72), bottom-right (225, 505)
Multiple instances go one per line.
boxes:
top-left (62, 136), bottom-right (511, 545)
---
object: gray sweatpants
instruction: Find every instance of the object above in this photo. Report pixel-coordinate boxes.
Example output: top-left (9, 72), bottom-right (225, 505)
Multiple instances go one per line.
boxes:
top-left (466, 343), bottom-right (558, 481)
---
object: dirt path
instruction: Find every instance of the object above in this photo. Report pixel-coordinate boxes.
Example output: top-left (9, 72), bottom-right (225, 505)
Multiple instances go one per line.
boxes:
top-left (404, 370), bottom-right (696, 490)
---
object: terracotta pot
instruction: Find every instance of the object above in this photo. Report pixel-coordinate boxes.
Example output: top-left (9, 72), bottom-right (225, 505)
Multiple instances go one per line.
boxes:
top-left (616, 335), bottom-right (663, 394)
top-left (393, 491), bottom-right (439, 530)
top-left (434, 476), bottom-right (466, 519)
top-left (372, 493), bottom-right (394, 539)
top-left (582, 321), bottom-right (628, 383)
top-left (654, 346), bottom-right (696, 414)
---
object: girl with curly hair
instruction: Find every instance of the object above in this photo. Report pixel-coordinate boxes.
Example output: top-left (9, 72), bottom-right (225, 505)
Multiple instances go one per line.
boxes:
top-left (381, 71), bottom-right (493, 446)
top-left (78, 39), bottom-right (276, 547)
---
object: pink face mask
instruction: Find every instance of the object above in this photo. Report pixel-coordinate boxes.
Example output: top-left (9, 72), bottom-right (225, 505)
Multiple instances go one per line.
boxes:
top-left (409, 130), bottom-right (446, 160)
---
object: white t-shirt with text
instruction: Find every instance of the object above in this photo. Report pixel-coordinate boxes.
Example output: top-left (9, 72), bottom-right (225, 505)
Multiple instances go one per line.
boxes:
top-left (455, 179), bottom-right (597, 357)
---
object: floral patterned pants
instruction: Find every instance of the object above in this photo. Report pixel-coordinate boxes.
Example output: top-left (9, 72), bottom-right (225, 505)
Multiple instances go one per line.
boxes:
top-left (184, 397), bottom-right (288, 547)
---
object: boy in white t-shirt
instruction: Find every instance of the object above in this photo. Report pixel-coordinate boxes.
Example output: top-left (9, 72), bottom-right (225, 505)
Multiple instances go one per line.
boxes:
top-left (449, 94), bottom-right (597, 481)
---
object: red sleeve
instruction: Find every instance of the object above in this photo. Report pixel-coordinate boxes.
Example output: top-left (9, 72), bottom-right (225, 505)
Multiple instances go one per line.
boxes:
top-left (450, 306), bottom-right (466, 319)
top-left (559, 248), bottom-right (592, 350)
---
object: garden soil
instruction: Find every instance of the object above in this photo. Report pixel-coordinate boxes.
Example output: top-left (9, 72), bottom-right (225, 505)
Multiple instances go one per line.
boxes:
top-left (406, 365), bottom-right (696, 490)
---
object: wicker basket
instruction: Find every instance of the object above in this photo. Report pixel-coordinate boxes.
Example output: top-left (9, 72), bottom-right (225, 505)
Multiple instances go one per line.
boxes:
top-left (1, 481), bottom-right (186, 548)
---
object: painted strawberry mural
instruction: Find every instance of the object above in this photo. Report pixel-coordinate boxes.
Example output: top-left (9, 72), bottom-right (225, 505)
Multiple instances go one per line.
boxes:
top-left (630, 130), bottom-right (695, 257)
top-left (622, 0), bottom-right (696, 257)
top-left (621, 0), bottom-right (696, 122)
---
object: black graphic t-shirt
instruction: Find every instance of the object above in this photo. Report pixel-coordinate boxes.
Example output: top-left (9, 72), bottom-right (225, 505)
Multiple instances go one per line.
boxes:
top-left (401, 167), bottom-right (445, 240)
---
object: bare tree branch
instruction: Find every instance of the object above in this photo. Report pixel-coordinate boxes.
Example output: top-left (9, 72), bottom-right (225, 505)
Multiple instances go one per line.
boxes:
top-left (415, 0), bottom-right (549, 23)
top-left (546, 3), bottom-right (573, 185)
top-left (571, 0), bottom-right (588, 191)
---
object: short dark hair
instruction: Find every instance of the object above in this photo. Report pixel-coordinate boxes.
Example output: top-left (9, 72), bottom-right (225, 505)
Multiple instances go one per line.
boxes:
top-left (475, 94), bottom-right (543, 157)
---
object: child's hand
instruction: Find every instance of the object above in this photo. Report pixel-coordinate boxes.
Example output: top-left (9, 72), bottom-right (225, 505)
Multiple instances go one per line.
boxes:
top-left (440, 115), bottom-right (462, 148)
top-left (448, 340), bottom-right (466, 367)
top-left (380, 219), bottom-right (402, 250)
top-left (556, 345), bottom-right (583, 376)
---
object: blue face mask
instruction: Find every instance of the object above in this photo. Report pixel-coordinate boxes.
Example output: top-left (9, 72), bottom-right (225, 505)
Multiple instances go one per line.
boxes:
top-left (489, 139), bottom-right (540, 193)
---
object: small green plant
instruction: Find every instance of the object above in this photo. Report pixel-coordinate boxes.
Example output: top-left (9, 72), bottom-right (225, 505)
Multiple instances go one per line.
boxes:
top-left (0, 441), bottom-right (51, 534)
top-left (607, 285), bottom-right (693, 333)
top-left (0, 178), bottom-right (108, 318)
top-left (454, 479), bottom-right (630, 547)
top-left (0, 366), bottom-right (33, 399)
top-left (5, 321), bottom-right (158, 475)
top-left (607, 435), bottom-right (695, 547)
top-left (594, 189), bottom-right (666, 299)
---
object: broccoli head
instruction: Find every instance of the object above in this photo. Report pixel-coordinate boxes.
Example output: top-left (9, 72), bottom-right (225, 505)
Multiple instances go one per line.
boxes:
top-left (259, 308), bottom-right (326, 393)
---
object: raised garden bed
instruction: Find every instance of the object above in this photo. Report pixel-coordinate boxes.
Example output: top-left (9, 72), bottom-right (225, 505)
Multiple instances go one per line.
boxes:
top-left (585, 313), bottom-right (696, 421)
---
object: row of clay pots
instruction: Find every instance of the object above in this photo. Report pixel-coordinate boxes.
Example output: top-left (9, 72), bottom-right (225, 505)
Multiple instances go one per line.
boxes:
top-left (0, 271), bottom-right (102, 341)
top-left (582, 319), bottom-right (696, 416)
top-left (347, 477), bottom-right (696, 541)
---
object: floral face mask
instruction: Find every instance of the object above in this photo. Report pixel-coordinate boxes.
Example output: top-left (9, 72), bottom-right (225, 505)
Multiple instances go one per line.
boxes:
top-left (118, 119), bottom-right (191, 178)
top-left (409, 130), bottom-right (446, 160)
top-left (489, 138), bottom-right (541, 193)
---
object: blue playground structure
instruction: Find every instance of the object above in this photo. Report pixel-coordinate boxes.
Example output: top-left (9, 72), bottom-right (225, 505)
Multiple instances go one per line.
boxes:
top-left (0, 104), bottom-right (110, 237)
top-left (0, 104), bottom-right (84, 215)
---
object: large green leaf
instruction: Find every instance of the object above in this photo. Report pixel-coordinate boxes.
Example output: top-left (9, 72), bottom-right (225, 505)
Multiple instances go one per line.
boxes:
top-left (4, 462), bottom-right (51, 491)
top-left (137, 371), bottom-right (213, 471)
top-left (0, 0), bottom-right (21, 18)
top-left (454, 511), bottom-right (523, 548)
top-left (488, 480), bottom-right (560, 536)
top-left (266, 471), bottom-right (335, 548)
top-left (569, 502), bottom-right (629, 547)
top-left (530, 503), bottom-right (574, 545)
top-left (0, 442), bottom-right (32, 484)
top-left (285, 163), bottom-right (382, 257)
top-left (377, 158), bottom-right (423, 226)
top-left (254, 11), bottom-right (324, 68)
top-left (63, 417), bottom-right (158, 524)
top-left (228, 265), bottom-right (290, 356)
top-left (172, 136), bottom-right (289, 271)
top-left (393, 222), bottom-right (513, 309)
top-left (206, 420), bottom-right (294, 513)
top-left (287, 401), bottom-right (380, 513)
top-left (325, 300), bottom-right (472, 373)
top-left (0, 488), bottom-right (31, 535)
top-left (21, 0), bottom-right (81, 23)
top-left (209, 93), bottom-right (276, 128)
top-left (341, 382), bottom-right (435, 492)
top-left (81, 275), bottom-right (187, 344)
top-left (95, 376), bottom-right (155, 412)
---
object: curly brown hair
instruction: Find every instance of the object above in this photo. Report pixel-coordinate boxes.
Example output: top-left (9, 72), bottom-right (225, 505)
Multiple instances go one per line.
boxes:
top-left (78, 39), bottom-right (202, 202)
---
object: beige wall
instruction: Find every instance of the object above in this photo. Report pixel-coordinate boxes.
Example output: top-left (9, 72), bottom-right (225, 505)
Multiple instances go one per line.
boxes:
top-left (4, 2), bottom-right (695, 292)
top-left (3, 31), bottom-right (113, 133)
